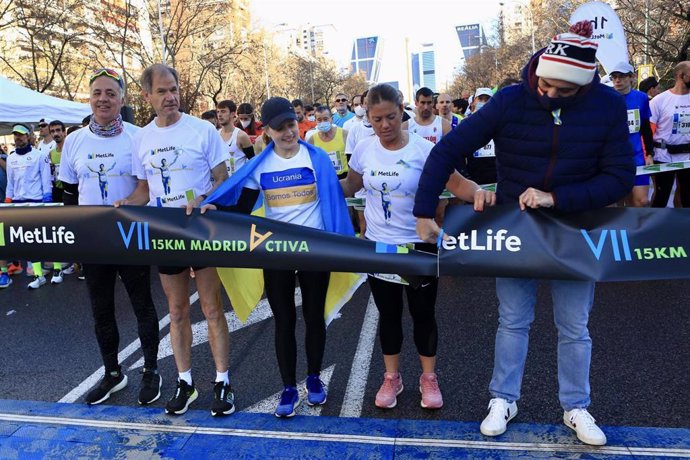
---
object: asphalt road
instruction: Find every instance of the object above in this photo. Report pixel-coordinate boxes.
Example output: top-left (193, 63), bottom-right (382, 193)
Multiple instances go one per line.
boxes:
top-left (0, 269), bottom-right (688, 430)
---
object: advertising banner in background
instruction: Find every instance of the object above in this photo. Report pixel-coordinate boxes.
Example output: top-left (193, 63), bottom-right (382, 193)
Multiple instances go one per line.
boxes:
top-left (570, 1), bottom-right (628, 74)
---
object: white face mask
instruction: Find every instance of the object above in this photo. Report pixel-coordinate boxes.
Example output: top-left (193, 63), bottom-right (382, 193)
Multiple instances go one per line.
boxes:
top-left (240, 119), bottom-right (251, 128)
top-left (474, 101), bottom-right (486, 111)
top-left (307, 115), bottom-right (316, 122)
top-left (354, 106), bottom-right (366, 117)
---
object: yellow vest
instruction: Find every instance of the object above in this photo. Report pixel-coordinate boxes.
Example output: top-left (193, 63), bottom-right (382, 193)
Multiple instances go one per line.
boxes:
top-left (313, 127), bottom-right (348, 175)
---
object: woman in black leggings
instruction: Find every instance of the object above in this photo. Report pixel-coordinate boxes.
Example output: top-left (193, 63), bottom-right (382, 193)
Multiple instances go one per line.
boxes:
top-left (340, 84), bottom-right (495, 410)
top-left (204, 97), bottom-right (353, 418)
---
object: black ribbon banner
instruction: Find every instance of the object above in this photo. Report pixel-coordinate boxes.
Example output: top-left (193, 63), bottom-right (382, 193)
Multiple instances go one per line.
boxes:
top-left (1, 205), bottom-right (689, 281)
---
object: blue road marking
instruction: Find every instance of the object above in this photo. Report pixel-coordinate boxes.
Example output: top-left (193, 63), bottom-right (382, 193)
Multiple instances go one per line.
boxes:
top-left (0, 400), bottom-right (688, 459)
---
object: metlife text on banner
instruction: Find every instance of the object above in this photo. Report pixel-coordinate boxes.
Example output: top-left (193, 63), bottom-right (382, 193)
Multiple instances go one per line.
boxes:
top-left (439, 205), bottom-right (690, 281)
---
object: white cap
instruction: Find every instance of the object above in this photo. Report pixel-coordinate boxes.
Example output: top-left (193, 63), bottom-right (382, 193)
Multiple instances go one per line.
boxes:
top-left (609, 62), bottom-right (634, 75)
top-left (474, 87), bottom-right (493, 98)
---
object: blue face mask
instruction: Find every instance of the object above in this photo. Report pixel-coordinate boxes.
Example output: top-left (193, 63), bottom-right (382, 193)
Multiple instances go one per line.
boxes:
top-left (317, 121), bottom-right (332, 132)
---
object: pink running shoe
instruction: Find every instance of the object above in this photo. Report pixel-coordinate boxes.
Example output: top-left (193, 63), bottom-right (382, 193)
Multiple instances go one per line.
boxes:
top-left (419, 373), bottom-right (443, 409)
top-left (375, 372), bottom-right (403, 409)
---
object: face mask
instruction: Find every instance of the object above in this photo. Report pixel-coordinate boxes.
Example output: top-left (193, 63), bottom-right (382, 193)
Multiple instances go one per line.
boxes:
top-left (474, 102), bottom-right (486, 111)
top-left (240, 119), bottom-right (251, 128)
top-left (307, 115), bottom-right (316, 122)
top-left (355, 106), bottom-right (366, 117)
top-left (317, 121), bottom-right (331, 133)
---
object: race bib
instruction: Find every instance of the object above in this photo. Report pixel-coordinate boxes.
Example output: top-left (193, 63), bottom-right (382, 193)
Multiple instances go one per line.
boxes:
top-left (672, 112), bottom-right (690, 135)
top-left (225, 157), bottom-right (236, 175)
top-left (627, 109), bottom-right (641, 134)
top-left (474, 140), bottom-right (495, 158)
top-left (155, 189), bottom-right (195, 208)
top-left (328, 151), bottom-right (343, 172)
top-left (369, 272), bottom-right (409, 285)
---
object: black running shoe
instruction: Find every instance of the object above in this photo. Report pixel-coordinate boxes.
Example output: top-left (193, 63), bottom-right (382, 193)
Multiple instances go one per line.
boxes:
top-left (211, 381), bottom-right (236, 416)
top-left (165, 379), bottom-right (198, 415)
top-left (138, 368), bottom-right (162, 405)
top-left (85, 370), bottom-right (128, 405)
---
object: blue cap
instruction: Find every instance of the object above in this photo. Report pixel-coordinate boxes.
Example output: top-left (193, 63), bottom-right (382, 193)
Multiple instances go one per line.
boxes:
top-left (261, 97), bottom-right (297, 129)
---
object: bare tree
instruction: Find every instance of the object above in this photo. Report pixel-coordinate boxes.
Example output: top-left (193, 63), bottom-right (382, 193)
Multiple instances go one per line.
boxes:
top-left (617, 0), bottom-right (690, 81)
top-left (0, 0), bottom-right (88, 96)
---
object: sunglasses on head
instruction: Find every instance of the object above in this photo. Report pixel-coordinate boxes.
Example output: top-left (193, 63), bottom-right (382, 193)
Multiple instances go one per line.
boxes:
top-left (89, 68), bottom-right (124, 88)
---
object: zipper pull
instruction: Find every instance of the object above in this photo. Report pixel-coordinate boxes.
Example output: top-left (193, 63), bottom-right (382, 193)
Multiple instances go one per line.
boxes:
top-left (551, 108), bottom-right (562, 126)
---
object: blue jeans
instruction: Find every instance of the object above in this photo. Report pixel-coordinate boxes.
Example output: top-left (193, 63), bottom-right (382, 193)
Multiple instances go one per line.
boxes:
top-left (490, 278), bottom-right (595, 411)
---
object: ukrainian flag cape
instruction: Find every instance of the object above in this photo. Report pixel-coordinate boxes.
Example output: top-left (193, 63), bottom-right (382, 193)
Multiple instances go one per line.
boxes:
top-left (204, 140), bottom-right (365, 325)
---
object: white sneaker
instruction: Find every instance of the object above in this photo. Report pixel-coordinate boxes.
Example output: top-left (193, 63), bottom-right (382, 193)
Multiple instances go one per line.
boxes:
top-left (51, 271), bottom-right (64, 284)
top-left (28, 276), bottom-right (46, 289)
top-left (62, 264), bottom-right (76, 275)
top-left (480, 398), bottom-right (518, 436)
top-left (564, 408), bottom-right (607, 446)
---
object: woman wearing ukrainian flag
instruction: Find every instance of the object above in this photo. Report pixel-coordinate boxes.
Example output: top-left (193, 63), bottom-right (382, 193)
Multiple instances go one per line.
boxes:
top-left (202, 96), bottom-right (356, 418)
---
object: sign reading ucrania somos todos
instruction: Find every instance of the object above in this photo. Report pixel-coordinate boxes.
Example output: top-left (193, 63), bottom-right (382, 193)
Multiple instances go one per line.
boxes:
top-left (0, 206), bottom-right (437, 276)
top-left (2, 205), bottom-right (690, 281)
top-left (439, 205), bottom-right (690, 281)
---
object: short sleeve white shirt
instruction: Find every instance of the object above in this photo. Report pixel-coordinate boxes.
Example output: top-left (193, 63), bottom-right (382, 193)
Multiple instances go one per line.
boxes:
top-left (59, 123), bottom-right (140, 205)
top-left (349, 133), bottom-right (433, 244)
top-left (650, 90), bottom-right (690, 162)
top-left (246, 145), bottom-right (324, 230)
top-left (133, 113), bottom-right (226, 206)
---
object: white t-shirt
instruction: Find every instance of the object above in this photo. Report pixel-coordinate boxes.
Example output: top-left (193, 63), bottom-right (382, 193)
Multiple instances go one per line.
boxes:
top-left (650, 90), bottom-right (690, 162)
top-left (342, 116), bottom-right (362, 132)
top-left (36, 139), bottom-right (56, 156)
top-left (246, 145), bottom-right (324, 230)
top-left (349, 133), bottom-right (433, 244)
top-left (407, 115), bottom-right (444, 144)
top-left (220, 127), bottom-right (247, 176)
top-left (6, 148), bottom-right (51, 201)
top-left (133, 113), bottom-right (226, 207)
top-left (59, 123), bottom-right (140, 205)
top-left (345, 119), bottom-right (376, 155)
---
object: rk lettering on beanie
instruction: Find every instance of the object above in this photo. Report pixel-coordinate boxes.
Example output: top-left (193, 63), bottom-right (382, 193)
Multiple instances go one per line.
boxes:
top-left (536, 20), bottom-right (598, 86)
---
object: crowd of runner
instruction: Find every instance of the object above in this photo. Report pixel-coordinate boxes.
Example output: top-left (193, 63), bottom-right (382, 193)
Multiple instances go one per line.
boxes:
top-left (1, 19), bottom-right (689, 447)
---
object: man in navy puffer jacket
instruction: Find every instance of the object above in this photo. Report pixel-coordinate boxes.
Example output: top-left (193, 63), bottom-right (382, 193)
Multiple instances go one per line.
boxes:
top-left (413, 21), bottom-right (634, 446)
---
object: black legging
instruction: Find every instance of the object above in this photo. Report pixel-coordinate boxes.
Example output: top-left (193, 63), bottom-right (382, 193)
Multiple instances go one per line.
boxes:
top-left (368, 275), bottom-right (439, 357)
top-left (651, 162), bottom-right (690, 207)
top-left (264, 269), bottom-right (330, 387)
top-left (83, 264), bottom-right (160, 372)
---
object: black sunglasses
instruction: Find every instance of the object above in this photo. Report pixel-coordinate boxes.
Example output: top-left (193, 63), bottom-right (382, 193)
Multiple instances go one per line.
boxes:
top-left (335, 98), bottom-right (348, 103)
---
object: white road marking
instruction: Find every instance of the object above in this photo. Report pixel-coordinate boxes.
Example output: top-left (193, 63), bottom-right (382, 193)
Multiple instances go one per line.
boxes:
top-left (0, 412), bottom-right (688, 457)
top-left (339, 295), bottom-right (378, 418)
top-left (243, 364), bottom-right (335, 416)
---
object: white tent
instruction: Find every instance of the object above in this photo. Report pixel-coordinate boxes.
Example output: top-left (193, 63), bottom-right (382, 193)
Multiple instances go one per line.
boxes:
top-left (0, 75), bottom-right (91, 134)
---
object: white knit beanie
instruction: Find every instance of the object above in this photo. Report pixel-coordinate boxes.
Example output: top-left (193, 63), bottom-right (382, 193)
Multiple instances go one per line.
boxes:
top-left (536, 20), bottom-right (599, 86)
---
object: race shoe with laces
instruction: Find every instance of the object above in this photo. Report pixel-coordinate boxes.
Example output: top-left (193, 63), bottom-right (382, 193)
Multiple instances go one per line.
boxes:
top-left (564, 408), bottom-right (607, 446)
top-left (138, 368), bottom-right (162, 405)
top-left (51, 271), bottom-right (64, 284)
top-left (275, 386), bottom-right (300, 418)
top-left (85, 370), bottom-right (128, 405)
top-left (306, 374), bottom-right (327, 406)
top-left (28, 275), bottom-right (46, 289)
top-left (0, 273), bottom-right (12, 288)
top-left (62, 264), bottom-right (76, 275)
top-left (480, 398), bottom-right (518, 436)
top-left (375, 372), bottom-right (404, 409)
top-left (419, 373), bottom-right (443, 409)
top-left (211, 381), bottom-right (236, 416)
top-left (7, 263), bottom-right (22, 276)
top-left (165, 379), bottom-right (198, 415)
